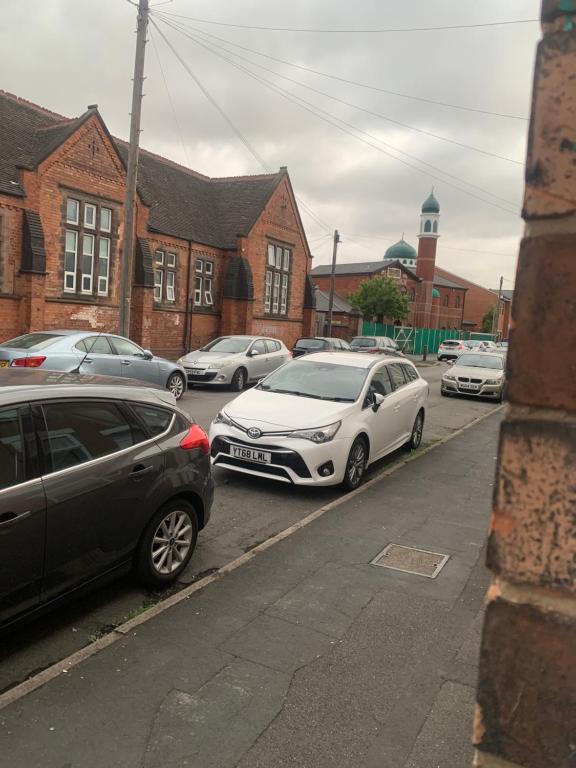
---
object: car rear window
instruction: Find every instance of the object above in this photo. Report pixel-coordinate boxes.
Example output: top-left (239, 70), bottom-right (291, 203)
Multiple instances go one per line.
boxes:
top-left (401, 364), bottom-right (419, 382)
top-left (388, 363), bottom-right (407, 390)
top-left (265, 340), bottom-right (281, 353)
top-left (295, 339), bottom-right (326, 350)
top-left (1, 333), bottom-right (64, 350)
top-left (442, 341), bottom-right (460, 347)
top-left (130, 403), bottom-right (174, 437)
top-left (351, 338), bottom-right (376, 348)
top-left (0, 407), bottom-right (25, 490)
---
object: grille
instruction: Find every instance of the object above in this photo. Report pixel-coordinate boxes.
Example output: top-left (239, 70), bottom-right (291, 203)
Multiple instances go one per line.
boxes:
top-left (214, 455), bottom-right (293, 481)
top-left (211, 436), bottom-right (312, 478)
top-left (186, 371), bottom-right (218, 382)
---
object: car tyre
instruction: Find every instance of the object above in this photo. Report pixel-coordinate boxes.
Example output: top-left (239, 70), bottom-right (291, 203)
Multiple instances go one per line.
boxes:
top-left (230, 367), bottom-right (247, 392)
top-left (135, 500), bottom-right (198, 589)
top-left (404, 410), bottom-right (424, 452)
top-left (167, 372), bottom-right (186, 401)
top-left (342, 437), bottom-right (368, 493)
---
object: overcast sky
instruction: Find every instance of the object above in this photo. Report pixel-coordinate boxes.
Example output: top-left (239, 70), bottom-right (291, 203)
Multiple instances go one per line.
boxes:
top-left (2, 0), bottom-right (541, 288)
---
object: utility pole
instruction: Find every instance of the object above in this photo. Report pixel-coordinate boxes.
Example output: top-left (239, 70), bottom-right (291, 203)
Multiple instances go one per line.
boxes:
top-left (326, 229), bottom-right (341, 337)
top-left (119, 0), bottom-right (150, 338)
top-left (491, 275), bottom-right (503, 339)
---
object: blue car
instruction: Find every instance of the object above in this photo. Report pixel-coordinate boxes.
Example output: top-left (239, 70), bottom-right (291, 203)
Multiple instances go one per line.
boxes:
top-left (0, 331), bottom-right (187, 399)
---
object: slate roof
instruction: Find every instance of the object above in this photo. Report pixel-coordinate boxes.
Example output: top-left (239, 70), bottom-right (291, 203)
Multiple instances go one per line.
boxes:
top-left (490, 288), bottom-right (514, 301)
top-left (313, 289), bottom-right (354, 314)
top-left (310, 259), bottom-right (418, 279)
top-left (0, 91), bottom-right (287, 250)
top-left (433, 274), bottom-right (468, 290)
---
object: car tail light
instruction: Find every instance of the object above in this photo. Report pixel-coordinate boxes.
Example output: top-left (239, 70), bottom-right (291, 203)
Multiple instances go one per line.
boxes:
top-left (10, 356), bottom-right (46, 368)
top-left (180, 424), bottom-right (210, 454)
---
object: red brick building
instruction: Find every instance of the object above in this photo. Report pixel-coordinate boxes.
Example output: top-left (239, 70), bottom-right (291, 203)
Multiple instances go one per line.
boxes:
top-left (0, 91), bottom-right (315, 357)
top-left (311, 194), bottom-right (511, 336)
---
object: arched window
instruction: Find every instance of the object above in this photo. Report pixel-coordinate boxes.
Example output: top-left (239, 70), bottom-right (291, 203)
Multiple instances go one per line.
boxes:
top-left (433, 221), bottom-right (438, 233)
top-left (424, 220), bottom-right (432, 233)
top-left (455, 295), bottom-right (461, 308)
top-left (443, 294), bottom-right (449, 307)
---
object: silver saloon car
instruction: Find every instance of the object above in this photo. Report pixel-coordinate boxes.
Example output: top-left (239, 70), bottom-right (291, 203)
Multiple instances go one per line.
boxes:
top-left (0, 331), bottom-right (187, 399)
top-left (178, 335), bottom-right (291, 391)
top-left (441, 352), bottom-right (506, 401)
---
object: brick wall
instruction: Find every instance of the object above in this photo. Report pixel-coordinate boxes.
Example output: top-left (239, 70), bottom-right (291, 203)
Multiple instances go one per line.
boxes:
top-left (435, 267), bottom-right (501, 332)
top-left (473, 4), bottom-right (576, 766)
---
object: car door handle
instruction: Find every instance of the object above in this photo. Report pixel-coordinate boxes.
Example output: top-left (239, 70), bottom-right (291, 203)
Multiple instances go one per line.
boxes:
top-left (0, 510), bottom-right (32, 528)
top-left (393, 405), bottom-right (401, 412)
top-left (129, 464), bottom-right (154, 479)
top-left (83, 357), bottom-right (94, 364)
top-left (122, 360), bottom-right (132, 365)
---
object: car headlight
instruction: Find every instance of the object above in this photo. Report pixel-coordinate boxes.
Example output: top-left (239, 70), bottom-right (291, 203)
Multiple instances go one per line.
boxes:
top-left (443, 374), bottom-right (456, 381)
top-left (288, 421), bottom-right (341, 444)
top-left (214, 411), bottom-right (234, 426)
top-left (485, 379), bottom-right (500, 385)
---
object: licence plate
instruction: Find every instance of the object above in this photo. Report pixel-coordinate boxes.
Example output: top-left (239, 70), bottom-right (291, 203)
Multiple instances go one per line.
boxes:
top-left (230, 445), bottom-right (272, 464)
top-left (190, 369), bottom-right (205, 375)
top-left (0, 360), bottom-right (9, 368)
top-left (459, 383), bottom-right (480, 391)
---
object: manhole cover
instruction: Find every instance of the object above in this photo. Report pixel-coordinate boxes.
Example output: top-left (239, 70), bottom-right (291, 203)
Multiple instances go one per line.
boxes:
top-left (371, 544), bottom-right (449, 579)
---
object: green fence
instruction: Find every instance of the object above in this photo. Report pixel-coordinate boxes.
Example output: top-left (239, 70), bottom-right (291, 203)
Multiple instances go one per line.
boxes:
top-left (360, 322), bottom-right (496, 354)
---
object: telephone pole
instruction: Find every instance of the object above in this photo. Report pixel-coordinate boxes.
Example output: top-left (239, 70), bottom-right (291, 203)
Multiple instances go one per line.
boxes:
top-left (326, 229), bottom-right (341, 337)
top-left (491, 275), bottom-right (503, 339)
top-left (119, 0), bottom-right (150, 338)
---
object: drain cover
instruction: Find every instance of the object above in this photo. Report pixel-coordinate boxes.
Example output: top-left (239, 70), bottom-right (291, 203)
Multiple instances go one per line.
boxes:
top-left (371, 544), bottom-right (449, 579)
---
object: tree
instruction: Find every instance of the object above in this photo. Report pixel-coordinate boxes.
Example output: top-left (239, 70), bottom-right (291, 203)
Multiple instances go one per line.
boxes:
top-left (481, 305), bottom-right (497, 334)
top-left (348, 278), bottom-right (410, 323)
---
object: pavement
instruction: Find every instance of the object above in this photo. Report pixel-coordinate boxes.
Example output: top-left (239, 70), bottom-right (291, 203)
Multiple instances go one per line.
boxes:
top-left (0, 410), bottom-right (501, 768)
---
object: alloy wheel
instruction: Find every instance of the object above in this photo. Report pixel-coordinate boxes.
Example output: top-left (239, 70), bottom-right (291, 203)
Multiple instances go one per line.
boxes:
top-left (151, 510), bottom-right (193, 575)
top-left (347, 442), bottom-right (366, 486)
top-left (168, 373), bottom-right (185, 400)
top-left (411, 413), bottom-right (424, 449)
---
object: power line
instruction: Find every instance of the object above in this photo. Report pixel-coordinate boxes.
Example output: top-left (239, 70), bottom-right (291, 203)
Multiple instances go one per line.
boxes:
top-left (168, 18), bottom-right (523, 166)
top-left (348, 233), bottom-right (518, 259)
top-left (153, 15), bottom-right (519, 215)
top-left (153, 10), bottom-right (527, 121)
top-left (156, 11), bottom-right (538, 34)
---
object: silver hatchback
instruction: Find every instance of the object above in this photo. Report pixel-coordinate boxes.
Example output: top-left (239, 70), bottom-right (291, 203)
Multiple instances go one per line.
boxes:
top-left (0, 331), bottom-right (187, 399)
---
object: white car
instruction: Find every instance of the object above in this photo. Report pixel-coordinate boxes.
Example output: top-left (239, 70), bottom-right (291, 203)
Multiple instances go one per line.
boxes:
top-left (178, 336), bottom-right (291, 391)
top-left (441, 352), bottom-right (506, 401)
top-left (209, 352), bottom-right (428, 490)
top-left (437, 340), bottom-right (468, 361)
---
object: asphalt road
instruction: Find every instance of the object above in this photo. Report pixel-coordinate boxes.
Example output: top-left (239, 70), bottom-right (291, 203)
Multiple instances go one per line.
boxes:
top-left (0, 363), bottom-right (499, 695)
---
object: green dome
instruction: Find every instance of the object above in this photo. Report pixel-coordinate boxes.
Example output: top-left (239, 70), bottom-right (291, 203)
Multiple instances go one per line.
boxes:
top-left (432, 288), bottom-right (441, 299)
top-left (422, 191), bottom-right (440, 214)
top-left (385, 238), bottom-right (417, 261)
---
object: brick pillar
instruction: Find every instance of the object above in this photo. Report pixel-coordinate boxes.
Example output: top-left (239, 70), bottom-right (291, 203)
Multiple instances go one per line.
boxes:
top-left (414, 237), bottom-right (437, 328)
top-left (18, 272), bottom-right (46, 332)
top-left (472, 3), bottom-right (576, 767)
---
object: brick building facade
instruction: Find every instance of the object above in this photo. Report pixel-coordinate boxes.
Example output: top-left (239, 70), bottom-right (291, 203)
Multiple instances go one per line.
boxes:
top-left (311, 195), bottom-right (512, 336)
top-left (0, 91), bottom-right (315, 357)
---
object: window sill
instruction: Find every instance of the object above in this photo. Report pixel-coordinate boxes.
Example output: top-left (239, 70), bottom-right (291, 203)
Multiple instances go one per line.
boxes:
top-left (191, 306), bottom-right (219, 316)
top-left (46, 296), bottom-right (119, 307)
top-left (153, 303), bottom-right (184, 313)
top-left (0, 292), bottom-right (21, 300)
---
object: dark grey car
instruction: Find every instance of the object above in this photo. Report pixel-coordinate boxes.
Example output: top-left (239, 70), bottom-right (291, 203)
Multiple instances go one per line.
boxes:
top-left (0, 331), bottom-right (187, 400)
top-left (0, 370), bottom-right (213, 630)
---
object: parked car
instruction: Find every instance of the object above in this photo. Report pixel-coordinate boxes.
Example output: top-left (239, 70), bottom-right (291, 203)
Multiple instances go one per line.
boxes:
top-left (292, 337), bottom-right (351, 358)
top-left (441, 352), bottom-right (506, 401)
top-left (350, 336), bottom-right (404, 357)
top-left (496, 340), bottom-right (509, 351)
top-left (0, 331), bottom-right (187, 400)
top-left (210, 352), bottom-right (428, 491)
top-left (0, 369), bottom-right (213, 630)
top-left (178, 336), bottom-right (290, 391)
top-left (437, 340), bottom-right (467, 361)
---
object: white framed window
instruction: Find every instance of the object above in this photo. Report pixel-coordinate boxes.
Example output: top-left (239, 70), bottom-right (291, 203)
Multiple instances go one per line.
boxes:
top-left (64, 230), bottom-right (77, 292)
top-left (283, 248), bottom-right (290, 271)
top-left (166, 270), bottom-right (175, 302)
top-left (204, 277), bottom-right (213, 306)
top-left (280, 274), bottom-right (288, 314)
top-left (166, 252), bottom-right (176, 268)
top-left (194, 276), bottom-right (202, 305)
top-left (100, 207), bottom-right (112, 233)
top-left (154, 270), bottom-right (163, 302)
top-left (275, 245), bottom-right (283, 269)
top-left (387, 267), bottom-right (401, 279)
top-left (205, 260), bottom-right (213, 276)
top-left (264, 271), bottom-right (272, 313)
top-left (84, 203), bottom-right (96, 229)
top-left (272, 272), bottom-right (280, 313)
top-left (267, 244), bottom-right (275, 267)
top-left (66, 199), bottom-right (79, 225)
top-left (195, 258), bottom-right (203, 273)
top-left (81, 234), bottom-right (94, 293)
top-left (155, 250), bottom-right (165, 265)
top-left (97, 237), bottom-right (110, 295)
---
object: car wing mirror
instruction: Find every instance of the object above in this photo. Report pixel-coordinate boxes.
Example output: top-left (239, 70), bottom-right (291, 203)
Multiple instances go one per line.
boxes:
top-left (372, 393), bottom-right (385, 412)
top-left (142, 349), bottom-right (154, 360)
top-left (249, 349), bottom-right (261, 356)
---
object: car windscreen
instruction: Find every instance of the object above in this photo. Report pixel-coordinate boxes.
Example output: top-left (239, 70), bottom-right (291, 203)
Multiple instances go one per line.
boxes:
top-left (0, 333), bottom-right (64, 350)
top-left (350, 338), bottom-right (376, 348)
top-left (455, 354), bottom-right (503, 369)
top-left (295, 339), bottom-right (326, 350)
top-left (201, 338), bottom-right (251, 354)
top-left (258, 360), bottom-right (367, 402)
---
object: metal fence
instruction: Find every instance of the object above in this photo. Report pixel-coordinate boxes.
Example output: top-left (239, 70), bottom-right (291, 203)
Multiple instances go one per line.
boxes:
top-left (360, 322), bottom-right (496, 354)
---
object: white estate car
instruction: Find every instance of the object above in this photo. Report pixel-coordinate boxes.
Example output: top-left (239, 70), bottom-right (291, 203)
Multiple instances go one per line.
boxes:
top-left (441, 352), bottom-right (506, 401)
top-left (209, 352), bottom-right (428, 490)
top-left (178, 336), bottom-right (291, 391)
